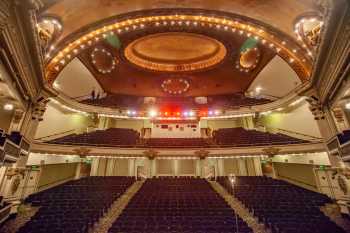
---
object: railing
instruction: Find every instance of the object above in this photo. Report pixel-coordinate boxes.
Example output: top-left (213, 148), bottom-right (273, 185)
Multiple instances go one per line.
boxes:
top-left (35, 125), bottom-right (98, 142)
top-left (273, 128), bottom-right (323, 142)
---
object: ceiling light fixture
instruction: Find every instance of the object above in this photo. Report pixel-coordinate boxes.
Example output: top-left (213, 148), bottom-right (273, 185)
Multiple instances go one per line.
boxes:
top-left (3, 103), bottom-right (14, 111)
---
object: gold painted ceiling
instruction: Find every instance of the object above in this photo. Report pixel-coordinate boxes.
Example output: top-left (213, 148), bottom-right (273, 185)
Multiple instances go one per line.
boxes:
top-left (42, 0), bottom-right (321, 43)
top-left (124, 32), bottom-right (227, 72)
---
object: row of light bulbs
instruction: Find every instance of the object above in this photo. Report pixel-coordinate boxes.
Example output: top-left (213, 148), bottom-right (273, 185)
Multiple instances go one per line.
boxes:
top-left (33, 152), bottom-right (323, 160)
top-left (46, 14), bottom-right (311, 81)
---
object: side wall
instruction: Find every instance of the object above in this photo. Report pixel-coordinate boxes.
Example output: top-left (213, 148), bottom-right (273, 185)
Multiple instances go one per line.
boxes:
top-left (37, 163), bottom-right (78, 191)
top-left (35, 104), bottom-right (94, 139)
top-left (260, 103), bottom-right (322, 137)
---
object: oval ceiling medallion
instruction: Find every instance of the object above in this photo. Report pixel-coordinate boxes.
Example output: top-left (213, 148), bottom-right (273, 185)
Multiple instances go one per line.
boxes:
top-left (91, 47), bottom-right (117, 74)
top-left (161, 78), bottom-right (190, 95)
top-left (124, 32), bottom-right (227, 72)
top-left (236, 47), bottom-right (261, 73)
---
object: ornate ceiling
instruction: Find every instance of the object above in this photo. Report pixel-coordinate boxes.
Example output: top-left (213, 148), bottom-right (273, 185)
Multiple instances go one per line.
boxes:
top-left (73, 18), bottom-right (278, 97)
top-left (38, 4), bottom-right (326, 108)
top-left (41, 0), bottom-right (320, 42)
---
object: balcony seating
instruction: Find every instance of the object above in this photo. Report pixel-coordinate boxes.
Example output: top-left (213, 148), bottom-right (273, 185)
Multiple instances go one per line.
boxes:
top-left (80, 93), bottom-right (271, 109)
top-left (47, 127), bottom-right (309, 147)
top-left (213, 127), bottom-right (308, 146)
top-left (48, 128), bottom-right (140, 147)
top-left (19, 177), bottom-right (135, 233)
top-left (217, 176), bottom-right (345, 233)
top-left (109, 177), bottom-right (253, 233)
top-left (144, 138), bottom-right (211, 147)
top-left (7, 131), bottom-right (23, 145)
top-left (81, 94), bottom-right (143, 108)
top-left (336, 129), bottom-right (350, 145)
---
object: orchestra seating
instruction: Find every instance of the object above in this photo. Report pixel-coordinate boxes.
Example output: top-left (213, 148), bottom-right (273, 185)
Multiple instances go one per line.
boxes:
top-left (217, 176), bottom-right (346, 233)
top-left (108, 177), bottom-right (253, 233)
top-left (213, 127), bottom-right (308, 146)
top-left (48, 128), bottom-right (140, 146)
top-left (18, 177), bottom-right (135, 233)
top-left (144, 138), bottom-right (210, 147)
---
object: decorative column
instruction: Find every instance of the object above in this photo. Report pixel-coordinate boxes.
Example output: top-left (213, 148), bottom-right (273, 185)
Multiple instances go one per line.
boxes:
top-left (262, 147), bottom-right (281, 178)
top-left (21, 99), bottom-right (50, 141)
top-left (90, 158), bottom-right (99, 176)
top-left (306, 95), bottom-right (343, 166)
top-left (332, 107), bottom-right (349, 132)
top-left (174, 159), bottom-right (179, 177)
top-left (8, 109), bottom-right (25, 133)
top-left (238, 159), bottom-right (248, 176)
top-left (195, 150), bottom-right (209, 178)
top-left (143, 149), bottom-right (158, 178)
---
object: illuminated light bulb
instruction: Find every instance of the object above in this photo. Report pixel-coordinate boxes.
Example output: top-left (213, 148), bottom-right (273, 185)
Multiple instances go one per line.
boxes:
top-left (3, 103), bottom-right (14, 111)
top-left (149, 109), bottom-right (157, 117)
top-left (282, 41), bottom-right (286, 45)
top-left (214, 110), bottom-right (220, 115)
top-left (289, 58), bottom-right (295, 63)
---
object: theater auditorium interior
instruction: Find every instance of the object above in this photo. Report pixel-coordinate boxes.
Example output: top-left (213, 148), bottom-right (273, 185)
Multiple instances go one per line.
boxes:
top-left (0, 0), bottom-right (349, 233)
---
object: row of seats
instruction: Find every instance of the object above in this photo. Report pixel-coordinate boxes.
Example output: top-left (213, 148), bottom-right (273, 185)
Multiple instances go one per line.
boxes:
top-left (48, 127), bottom-right (307, 147)
top-left (144, 138), bottom-right (211, 147)
top-left (0, 130), bottom-right (23, 147)
top-left (217, 176), bottom-right (345, 233)
top-left (49, 128), bottom-right (140, 146)
top-left (81, 93), bottom-right (271, 109)
top-left (213, 127), bottom-right (308, 146)
top-left (19, 177), bottom-right (135, 233)
top-left (109, 177), bottom-right (253, 233)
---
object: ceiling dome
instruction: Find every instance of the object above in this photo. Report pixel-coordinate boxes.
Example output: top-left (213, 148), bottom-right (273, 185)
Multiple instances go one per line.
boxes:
top-left (124, 32), bottom-right (227, 72)
top-left (239, 47), bottom-right (260, 70)
top-left (91, 47), bottom-right (117, 74)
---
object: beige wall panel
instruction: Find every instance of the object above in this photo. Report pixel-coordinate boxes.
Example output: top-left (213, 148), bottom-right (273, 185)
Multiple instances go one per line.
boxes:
top-left (38, 163), bottom-right (77, 190)
top-left (156, 159), bottom-right (174, 175)
top-left (115, 159), bottom-right (129, 176)
top-left (274, 162), bottom-right (317, 191)
top-left (178, 160), bottom-right (195, 175)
